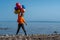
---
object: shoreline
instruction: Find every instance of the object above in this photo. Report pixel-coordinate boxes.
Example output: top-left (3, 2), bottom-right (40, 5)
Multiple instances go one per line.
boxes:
top-left (0, 34), bottom-right (60, 40)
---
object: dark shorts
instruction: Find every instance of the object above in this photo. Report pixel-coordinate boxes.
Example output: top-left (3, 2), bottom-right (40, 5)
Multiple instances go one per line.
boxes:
top-left (18, 23), bottom-right (24, 27)
top-left (16, 23), bottom-right (27, 35)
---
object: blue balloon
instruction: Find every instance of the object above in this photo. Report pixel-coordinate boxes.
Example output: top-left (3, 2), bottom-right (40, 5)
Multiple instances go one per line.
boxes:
top-left (22, 5), bottom-right (25, 9)
top-left (14, 7), bottom-right (18, 10)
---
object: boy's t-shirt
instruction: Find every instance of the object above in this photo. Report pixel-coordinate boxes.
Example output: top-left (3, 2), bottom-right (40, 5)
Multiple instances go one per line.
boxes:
top-left (17, 14), bottom-right (25, 24)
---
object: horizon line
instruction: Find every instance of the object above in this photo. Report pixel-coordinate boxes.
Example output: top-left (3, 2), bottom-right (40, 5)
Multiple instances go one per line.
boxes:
top-left (0, 20), bottom-right (60, 22)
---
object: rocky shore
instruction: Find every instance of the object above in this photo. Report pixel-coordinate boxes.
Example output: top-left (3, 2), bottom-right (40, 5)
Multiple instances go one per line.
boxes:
top-left (0, 34), bottom-right (60, 40)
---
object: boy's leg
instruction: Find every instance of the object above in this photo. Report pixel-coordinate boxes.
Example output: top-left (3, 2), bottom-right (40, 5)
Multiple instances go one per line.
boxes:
top-left (21, 24), bottom-right (27, 35)
top-left (16, 24), bottom-right (21, 35)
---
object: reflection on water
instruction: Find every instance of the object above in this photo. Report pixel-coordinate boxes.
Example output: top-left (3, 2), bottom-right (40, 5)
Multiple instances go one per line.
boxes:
top-left (0, 27), bottom-right (9, 30)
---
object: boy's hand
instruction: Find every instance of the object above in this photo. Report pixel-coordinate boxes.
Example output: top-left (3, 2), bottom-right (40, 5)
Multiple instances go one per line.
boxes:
top-left (25, 22), bottom-right (27, 25)
top-left (25, 23), bottom-right (27, 25)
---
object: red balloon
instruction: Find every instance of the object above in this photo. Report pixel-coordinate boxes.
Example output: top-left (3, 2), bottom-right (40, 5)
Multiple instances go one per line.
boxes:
top-left (16, 3), bottom-right (20, 6)
top-left (16, 3), bottom-right (22, 10)
top-left (21, 8), bottom-right (25, 13)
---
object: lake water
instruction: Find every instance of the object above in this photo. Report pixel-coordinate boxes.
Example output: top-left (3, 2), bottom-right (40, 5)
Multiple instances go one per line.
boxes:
top-left (0, 21), bottom-right (60, 35)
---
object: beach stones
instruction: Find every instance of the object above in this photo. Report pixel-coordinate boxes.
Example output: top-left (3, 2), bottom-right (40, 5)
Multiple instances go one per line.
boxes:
top-left (0, 34), bottom-right (60, 40)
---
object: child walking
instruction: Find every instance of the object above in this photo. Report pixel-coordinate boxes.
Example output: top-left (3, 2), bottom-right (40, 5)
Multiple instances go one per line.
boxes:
top-left (16, 13), bottom-right (27, 35)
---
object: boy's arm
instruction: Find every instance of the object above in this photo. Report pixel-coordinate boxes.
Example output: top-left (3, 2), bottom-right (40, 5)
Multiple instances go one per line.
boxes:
top-left (24, 21), bottom-right (27, 25)
top-left (23, 17), bottom-right (27, 25)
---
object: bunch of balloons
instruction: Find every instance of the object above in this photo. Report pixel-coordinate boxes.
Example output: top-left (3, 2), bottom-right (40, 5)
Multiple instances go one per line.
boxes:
top-left (14, 3), bottom-right (25, 14)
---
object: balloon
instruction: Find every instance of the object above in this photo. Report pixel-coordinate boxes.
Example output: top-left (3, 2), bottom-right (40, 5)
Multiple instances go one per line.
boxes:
top-left (17, 10), bottom-right (20, 13)
top-left (14, 10), bottom-right (17, 14)
top-left (16, 3), bottom-right (22, 9)
top-left (21, 8), bottom-right (25, 13)
top-left (14, 7), bottom-right (18, 10)
top-left (14, 10), bottom-right (21, 14)
top-left (16, 3), bottom-right (20, 6)
top-left (15, 6), bottom-right (21, 10)
top-left (17, 6), bottom-right (21, 10)
top-left (22, 5), bottom-right (25, 9)
top-left (14, 3), bottom-right (26, 14)
top-left (23, 9), bottom-right (26, 12)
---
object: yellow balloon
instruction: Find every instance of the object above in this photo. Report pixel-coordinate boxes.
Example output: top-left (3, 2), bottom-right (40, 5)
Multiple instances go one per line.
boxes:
top-left (17, 10), bottom-right (20, 13)
top-left (14, 10), bottom-right (21, 14)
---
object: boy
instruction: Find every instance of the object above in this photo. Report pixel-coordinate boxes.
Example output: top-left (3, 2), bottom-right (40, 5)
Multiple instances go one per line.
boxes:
top-left (16, 13), bottom-right (27, 35)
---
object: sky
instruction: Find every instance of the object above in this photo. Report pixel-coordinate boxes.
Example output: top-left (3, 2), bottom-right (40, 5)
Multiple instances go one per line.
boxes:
top-left (0, 0), bottom-right (60, 21)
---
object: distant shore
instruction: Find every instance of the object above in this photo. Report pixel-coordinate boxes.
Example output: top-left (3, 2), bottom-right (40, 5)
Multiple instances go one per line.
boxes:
top-left (0, 34), bottom-right (60, 40)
